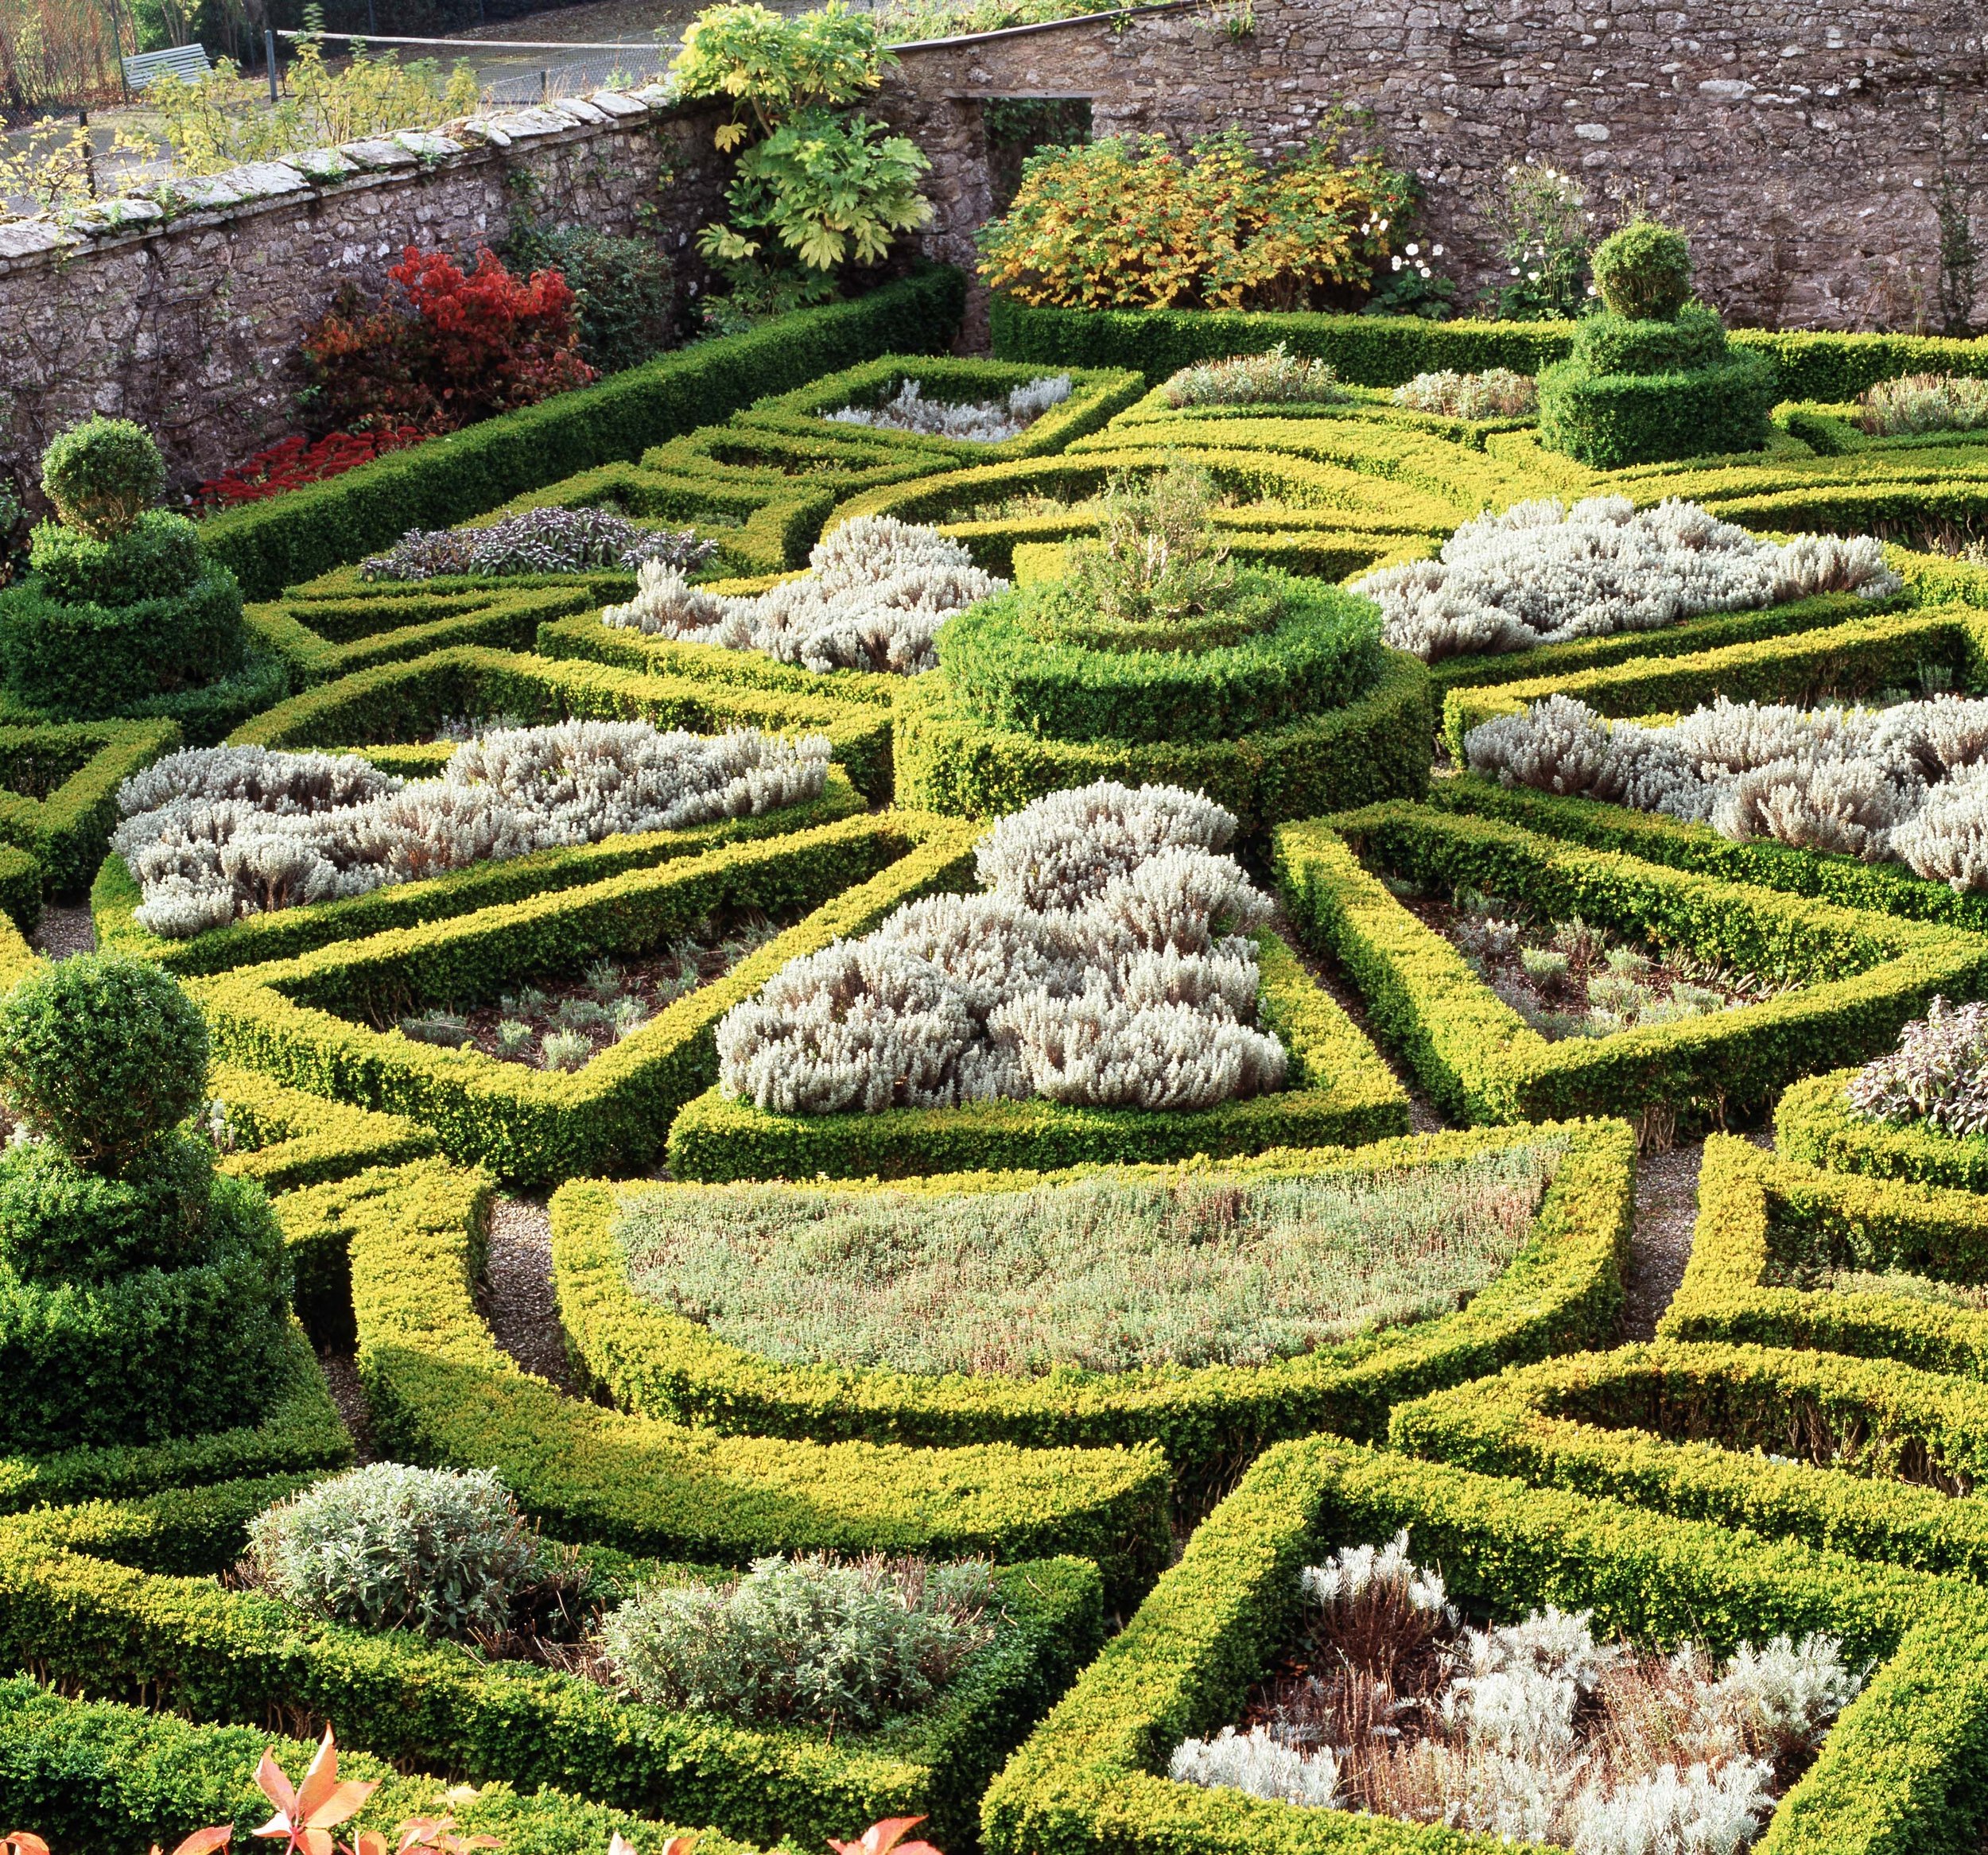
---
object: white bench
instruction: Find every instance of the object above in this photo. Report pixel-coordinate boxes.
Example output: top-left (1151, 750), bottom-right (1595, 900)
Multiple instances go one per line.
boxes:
top-left (122, 43), bottom-right (212, 89)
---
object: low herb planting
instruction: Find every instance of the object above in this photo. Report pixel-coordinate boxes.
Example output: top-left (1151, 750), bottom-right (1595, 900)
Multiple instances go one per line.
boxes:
top-left (1859, 373), bottom-right (1988, 437)
top-left (1845, 996), bottom-right (1988, 1141)
top-left (113, 726), bottom-right (829, 938)
top-left (1169, 1531), bottom-right (1862, 1846)
top-left (604, 515), bottom-right (1006, 675)
top-left (615, 1145), bottom-right (1555, 1376)
top-left (1391, 367), bottom-right (1539, 418)
top-left (1162, 346), bottom-right (1349, 407)
top-left (1351, 496), bottom-right (1900, 663)
top-left (358, 510), bottom-right (717, 584)
top-left (828, 374), bottom-right (1073, 441)
top-left (718, 781), bottom-right (1289, 1116)
top-left (1466, 692), bottom-right (1988, 884)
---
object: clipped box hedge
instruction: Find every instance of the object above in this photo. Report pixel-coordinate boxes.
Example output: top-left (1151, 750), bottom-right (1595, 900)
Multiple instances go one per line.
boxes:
top-left (95, 763), bottom-right (866, 978)
top-left (556, 1120), bottom-right (1631, 1507)
top-left (988, 293), bottom-right (1988, 399)
top-left (1277, 803), bottom-right (1988, 1129)
top-left (0, 716), bottom-right (178, 902)
top-left (1661, 1136), bottom-right (1988, 1376)
top-left (227, 642), bottom-right (896, 801)
top-left (198, 270), bottom-right (966, 600)
top-left (196, 810), bottom-right (983, 1186)
top-left (1426, 771), bottom-right (1988, 936)
top-left (892, 647), bottom-right (1433, 832)
top-left (343, 1155), bottom-right (1173, 1606)
top-left (981, 1432), bottom-right (1988, 1855)
top-left (0, 1474), bottom-right (1102, 1855)
top-left (1439, 603), bottom-right (1988, 762)
top-left (1388, 1339), bottom-right (1988, 1581)
top-left (666, 927), bottom-right (1410, 1182)
top-left (0, 1678), bottom-right (772, 1855)
top-left (1776, 1067), bottom-right (1988, 1193)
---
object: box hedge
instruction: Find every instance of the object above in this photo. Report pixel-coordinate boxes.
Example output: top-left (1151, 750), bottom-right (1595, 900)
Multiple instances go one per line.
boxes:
top-left (980, 1432), bottom-right (1988, 1855)
top-left (1277, 803), bottom-right (1988, 1130)
top-left (665, 927), bottom-right (1410, 1182)
top-left (1776, 1067), bottom-right (1988, 1193)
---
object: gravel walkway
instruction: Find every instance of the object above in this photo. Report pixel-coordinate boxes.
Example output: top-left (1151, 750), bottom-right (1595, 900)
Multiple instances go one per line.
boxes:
top-left (32, 904), bottom-right (95, 959)
top-left (479, 1195), bottom-right (578, 1394)
top-left (317, 1352), bottom-right (377, 1463)
top-left (1620, 1141), bottom-right (1703, 1341)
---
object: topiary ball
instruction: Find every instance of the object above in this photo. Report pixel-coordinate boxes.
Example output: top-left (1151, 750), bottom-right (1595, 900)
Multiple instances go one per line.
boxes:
top-left (40, 417), bottom-right (166, 541)
top-left (1590, 221), bottom-right (1695, 323)
top-left (0, 953), bottom-right (209, 1172)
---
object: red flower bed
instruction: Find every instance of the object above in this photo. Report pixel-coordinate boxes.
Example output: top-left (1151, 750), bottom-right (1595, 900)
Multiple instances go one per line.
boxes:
top-left (192, 425), bottom-right (425, 514)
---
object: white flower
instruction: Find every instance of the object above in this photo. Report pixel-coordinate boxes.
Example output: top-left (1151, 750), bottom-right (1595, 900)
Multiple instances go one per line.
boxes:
top-left (1405, 241), bottom-right (1419, 254)
top-left (1392, 255), bottom-right (1404, 270)
top-left (1431, 243), bottom-right (1444, 254)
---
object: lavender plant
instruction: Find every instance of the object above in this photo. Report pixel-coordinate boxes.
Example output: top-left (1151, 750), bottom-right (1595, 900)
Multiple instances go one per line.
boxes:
top-left (358, 508), bottom-right (716, 582)
top-left (827, 373), bottom-right (1072, 441)
top-left (1859, 372), bottom-right (1988, 437)
top-left (1162, 344), bottom-right (1349, 407)
top-left (1391, 368), bottom-right (1539, 419)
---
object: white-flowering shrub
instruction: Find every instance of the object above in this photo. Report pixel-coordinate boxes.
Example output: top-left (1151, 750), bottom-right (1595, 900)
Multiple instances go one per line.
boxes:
top-left (1168, 1726), bottom-right (1343, 1809)
top-left (1466, 693), bottom-right (1988, 879)
top-left (1392, 368), bottom-right (1539, 419)
top-left (1353, 497), bottom-right (1901, 663)
top-left (1848, 995), bottom-right (1988, 1136)
top-left (716, 782), bottom-right (1287, 1116)
top-left (827, 374), bottom-right (1072, 442)
top-left (603, 516), bottom-right (1007, 676)
top-left (115, 727), bottom-right (829, 938)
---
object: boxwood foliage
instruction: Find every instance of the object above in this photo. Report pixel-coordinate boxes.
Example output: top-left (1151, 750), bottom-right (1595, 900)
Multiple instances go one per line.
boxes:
top-left (665, 928), bottom-right (1410, 1182)
top-left (198, 271), bottom-right (967, 600)
top-left (95, 764), bottom-right (867, 979)
top-left (343, 1157), bottom-right (1172, 1605)
top-left (227, 644), bottom-right (896, 803)
top-left (1661, 1136), bottom-right (1988, 1377)
top-left (0, 1678), bottom-right (772, 1855)
top-left (980, 1433), bottom-right (1988, 1855)
top-left (1776, 1068), bottom-right (1988, 1194)
top-left (0, 716), bottom-right (178, 903)
top-left (0, 1473), bottom-right (1103, 1855)
top-left (556, 1120), bottom-right (1630, 1509)
top-left (196, 812), bottom-right (984, 1187)
top-left (988, 293), bottom-right (1988, 400)
top-left (1388, 1339), bottom-right (1988, 1581)
top-left (1276, 804), bottom-right (1988, 1129)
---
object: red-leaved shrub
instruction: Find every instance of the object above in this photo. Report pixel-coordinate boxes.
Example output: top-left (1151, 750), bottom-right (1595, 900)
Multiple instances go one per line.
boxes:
top-left (301, 246), bottom-right (596, 437)
top-left (192, 425), bottom-right (425, 514)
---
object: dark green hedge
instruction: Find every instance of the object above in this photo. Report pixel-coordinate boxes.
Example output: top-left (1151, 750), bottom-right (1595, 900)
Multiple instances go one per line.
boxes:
top-left (1536, 350), bottom-right (1778, 468)
top-left (981, 1433), bottom-right (1988, 1855)
top-left (199, 271), bottom-right (966, 600)
top-left (0, 718), bottom-right (178, 902)
top-left (988, 295), bottom-right (1988, 398)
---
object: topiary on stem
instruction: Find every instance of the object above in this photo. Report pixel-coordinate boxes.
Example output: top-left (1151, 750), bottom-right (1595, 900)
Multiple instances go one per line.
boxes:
top-left (1589, 220), bottom-right (1695, 322)
top-left (39, 417), bottom-right (168, 540)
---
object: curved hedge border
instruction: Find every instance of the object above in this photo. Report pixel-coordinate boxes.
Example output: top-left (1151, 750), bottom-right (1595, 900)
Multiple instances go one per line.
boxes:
top-left (0, 716), bottom-right (178, 902)
top-left (980, 1432), bottom-right (1988, 1855)
top-left (664, 928), bottom-right (1410, 1182)
top-left (196, 812), bottom-right (983, 1186)
top-left (94, 764), bottom-right (867, 979)
top-left (892, 646), bottom-right (1432, 831)
top-left (555, 1120), bottom-right (1630, 1505)
top-left (1388, 1340), bottom-right (1988, 1581)
top-left (1277, 804), bottom-right (1988, 1129)
top-left (344, 1156), bottom-right (1172, 1606)
top-left (227, 643), bottom-right (897, 804)
top-left (0, 1678), bottom-right (771, 1855)
top-left (1660, 1136), bottom-right (1988, 1374)
top-left (199, 270), bottom-right (965, 600)
top-left (1776, 1069), bottom-right (1988, 1193)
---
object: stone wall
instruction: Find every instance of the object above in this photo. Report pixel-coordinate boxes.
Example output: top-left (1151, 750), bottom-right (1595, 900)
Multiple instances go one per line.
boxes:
top-left (0, 93), bottom-right (728, 492)
top-left (2, 0), bottom-right (1984, 493)
top-left (881, 0), bottom-right (1988, 342)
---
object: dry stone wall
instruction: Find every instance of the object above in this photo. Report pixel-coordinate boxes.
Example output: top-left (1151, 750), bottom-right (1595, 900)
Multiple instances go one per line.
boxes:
top-left (1, 0), bottom-right (1983, 491)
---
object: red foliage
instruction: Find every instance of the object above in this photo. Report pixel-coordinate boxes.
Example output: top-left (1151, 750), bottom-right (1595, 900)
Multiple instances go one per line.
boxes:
top-left (192, 426), bottom-right (425, 513)
top-left (301, 246), bottom-right (595, 437)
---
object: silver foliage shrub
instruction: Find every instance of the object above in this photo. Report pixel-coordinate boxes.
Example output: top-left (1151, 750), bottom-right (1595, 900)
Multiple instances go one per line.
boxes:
top-left (1847, 995), bottom-right (1988, 1136)
top-left (1466, 693), bottom-right (1988, 876)
top-left (1391, 368), bottom-right (1538, 419)
top-left (359, 507), bottom-right (715, 581)
top-left (603, 515), bottom-right (1007, 675)
top-left (1169, 1727), bottom-right (1344, 1808)
top-left (826, 374), bottom-right (1072, 442)
top-left (716, 782), bottom-right (1287, 1116)
top-left (116, 727), bottom-right (829, 938)
top-left (1353, 497), bottom-right (1901, 663)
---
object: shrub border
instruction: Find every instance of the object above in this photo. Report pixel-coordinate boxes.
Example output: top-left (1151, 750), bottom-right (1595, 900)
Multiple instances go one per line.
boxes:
top-left (1775, 1068), bottom-right (1988, 1193)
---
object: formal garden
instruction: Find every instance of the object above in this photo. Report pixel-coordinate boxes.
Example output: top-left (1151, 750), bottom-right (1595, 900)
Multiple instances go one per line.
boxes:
top-left (7, 3), bottom-right (1988, 1851)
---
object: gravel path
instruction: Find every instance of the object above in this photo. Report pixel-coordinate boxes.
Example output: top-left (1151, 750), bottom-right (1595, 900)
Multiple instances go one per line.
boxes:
top-left (317, 1352), bottom-right (377, 1463)
top-left (32, 904), bottom-right (95, 959)
top-left (479, 1195), bottom-right (578, 1394)
top-left (1620, 1142), bottom-right (1703, 1341)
